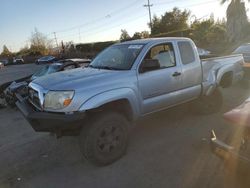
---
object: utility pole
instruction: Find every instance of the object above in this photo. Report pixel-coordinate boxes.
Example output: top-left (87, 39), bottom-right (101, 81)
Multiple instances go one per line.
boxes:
top-left (144, 0), bottom-right (153, 33)
top-left (53, 32), bottom-right (60, 54)
top-left (53, 32), bottom-right (59, 48)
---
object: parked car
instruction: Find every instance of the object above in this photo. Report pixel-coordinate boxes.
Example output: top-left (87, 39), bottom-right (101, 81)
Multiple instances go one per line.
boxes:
top-left (233, 43), bottom-right (250, 63)
top-left (13, 57), bottom-right (24, 64)
top-left (197, 47), bottom-right (211, 56)
top-left (0, 62), bottom-right (4, 69)
top-left (35, 56), bottom-right (57, 64)
top-left (233, 44), bottom-right (250, 87)
top-left (0, 59), bottom-right (9, 66)
top-left (0, 58), bottom-right (91, 107)
top-left (16, 37), bottom-right (244, 166)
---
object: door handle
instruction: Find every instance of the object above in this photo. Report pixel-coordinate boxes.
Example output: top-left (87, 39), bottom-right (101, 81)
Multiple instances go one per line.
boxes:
top-left (172, 72), bottom-right (181, 77)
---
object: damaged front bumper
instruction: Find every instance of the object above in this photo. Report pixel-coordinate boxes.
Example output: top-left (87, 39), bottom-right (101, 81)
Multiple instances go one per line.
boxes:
top-left (16, 93), bottom-right (86, 134)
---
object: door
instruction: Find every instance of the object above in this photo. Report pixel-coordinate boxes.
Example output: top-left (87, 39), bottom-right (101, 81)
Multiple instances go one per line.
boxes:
top-left (138, 43), bottom-right (183, 114)
top-left (177, 41), bottom-right (202, 101)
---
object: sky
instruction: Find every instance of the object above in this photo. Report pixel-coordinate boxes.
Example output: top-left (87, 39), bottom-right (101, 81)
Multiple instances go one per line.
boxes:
top-left (0, 0), bottom-right (250, 52)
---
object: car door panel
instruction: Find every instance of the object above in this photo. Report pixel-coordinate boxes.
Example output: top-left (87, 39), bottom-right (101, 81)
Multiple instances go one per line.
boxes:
top-left (176, 41), bottom-right (202, 102)
top-left (137, 42), bottom-right (183, 115)
top-left (139, 67), bottom-right (182, 114)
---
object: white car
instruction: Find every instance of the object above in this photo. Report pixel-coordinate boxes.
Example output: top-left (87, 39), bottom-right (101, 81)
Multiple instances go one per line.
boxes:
top-left (197, 48), bottom-right (211, 56)
top-left (0, 59), bottom-right (9, 65)
top-left (13, 58), bottom-right (24, 64)
top-left (0, 62), bottom-right (4, 69)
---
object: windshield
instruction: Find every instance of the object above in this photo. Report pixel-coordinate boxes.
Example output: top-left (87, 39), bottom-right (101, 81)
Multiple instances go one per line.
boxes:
top-left (40, 56), bottom-right (54, 61)
top-left (31, 64), bottom-right (62, 79)
top-left (233, 45), bottom-right (250, 53)
top-left (89, 44), bottom-right (144, 70)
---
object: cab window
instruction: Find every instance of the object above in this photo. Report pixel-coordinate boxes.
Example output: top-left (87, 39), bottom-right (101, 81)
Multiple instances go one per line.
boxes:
top-left (143, 43), bottom-right (176, 70)
top-left (178, 41), bottom-right (195, 65)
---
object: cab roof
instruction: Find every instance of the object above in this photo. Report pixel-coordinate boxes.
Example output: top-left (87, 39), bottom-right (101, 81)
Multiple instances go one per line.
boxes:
top-left (117, 37), bottom-right (191, 45)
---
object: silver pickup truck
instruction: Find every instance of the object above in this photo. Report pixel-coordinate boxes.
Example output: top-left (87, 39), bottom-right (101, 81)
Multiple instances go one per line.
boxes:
top-left (16, 37), bottom-right (244, 166)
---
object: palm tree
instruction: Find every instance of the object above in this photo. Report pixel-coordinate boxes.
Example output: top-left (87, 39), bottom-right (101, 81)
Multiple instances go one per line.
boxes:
top-left (220, 0), bottom-right (249, 41)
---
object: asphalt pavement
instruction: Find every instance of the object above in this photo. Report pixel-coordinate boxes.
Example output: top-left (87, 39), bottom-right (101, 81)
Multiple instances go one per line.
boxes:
top-left (0, 64), bottom-right (42, 84)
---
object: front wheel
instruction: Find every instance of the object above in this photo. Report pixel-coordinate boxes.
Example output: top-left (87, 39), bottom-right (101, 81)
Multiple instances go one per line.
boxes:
top-left (193, 88), bottom-right (223, 115)
top-left (5, 93), bottom-right (16, 107)
top-left (79, 111), bottom-right (129, 166)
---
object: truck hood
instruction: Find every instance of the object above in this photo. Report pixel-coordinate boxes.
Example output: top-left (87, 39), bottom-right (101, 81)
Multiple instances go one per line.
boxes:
top-left (32, 67), bottom-right (132, 90)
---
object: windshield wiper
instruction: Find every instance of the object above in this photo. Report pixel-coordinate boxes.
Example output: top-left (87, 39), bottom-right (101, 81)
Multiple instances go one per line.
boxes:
top-left (87, 64), bottom-right (96, 68)
top-left (96, 66), bottom-right (116, 70)
top-left (87, 65), bottom-right (110, 69)
top-left (88, 65), bottom-right (123, 70)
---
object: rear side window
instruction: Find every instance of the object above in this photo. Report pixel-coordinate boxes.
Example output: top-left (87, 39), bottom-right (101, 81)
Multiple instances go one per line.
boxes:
top-left (178, 41), bottom-right (195, 65)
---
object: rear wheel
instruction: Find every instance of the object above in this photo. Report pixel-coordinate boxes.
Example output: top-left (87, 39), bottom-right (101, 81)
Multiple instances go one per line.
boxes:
top-left (193, 88), bottom-right (223, 115)
top-left (79, 111), bottom-right (129, 166)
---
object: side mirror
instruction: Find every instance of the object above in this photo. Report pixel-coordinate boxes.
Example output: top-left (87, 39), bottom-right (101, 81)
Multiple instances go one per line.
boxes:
top-left (140, 59), bottom-right (160, 73)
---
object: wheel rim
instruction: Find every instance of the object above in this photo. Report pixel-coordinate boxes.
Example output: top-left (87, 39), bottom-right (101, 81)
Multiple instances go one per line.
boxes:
top-left (97, 125), bottom-right (123, 153)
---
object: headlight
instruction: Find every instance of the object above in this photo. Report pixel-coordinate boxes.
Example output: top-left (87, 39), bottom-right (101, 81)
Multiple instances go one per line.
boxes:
top-left (44, 91), bottom-right (74, 110)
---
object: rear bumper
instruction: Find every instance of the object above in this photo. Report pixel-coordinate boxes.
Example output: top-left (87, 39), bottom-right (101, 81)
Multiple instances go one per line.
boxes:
top-left (16, 96), bottom-right (85, 133)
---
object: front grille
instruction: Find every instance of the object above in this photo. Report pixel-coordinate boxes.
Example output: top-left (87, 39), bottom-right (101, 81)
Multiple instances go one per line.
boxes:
top-left (28, 88), bottom-right (42, 110)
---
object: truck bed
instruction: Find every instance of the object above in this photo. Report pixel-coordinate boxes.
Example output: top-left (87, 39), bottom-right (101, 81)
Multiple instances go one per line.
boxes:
top-left (201, 54), bottom-right (244, 82)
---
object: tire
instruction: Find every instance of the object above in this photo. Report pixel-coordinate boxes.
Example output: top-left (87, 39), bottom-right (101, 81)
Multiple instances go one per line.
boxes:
top-left (5, 94), bottom-right (16, 107)
top-left (79, 111), bottom-right (129, 166)
top-left (193, 88), bottom-right (223, 115)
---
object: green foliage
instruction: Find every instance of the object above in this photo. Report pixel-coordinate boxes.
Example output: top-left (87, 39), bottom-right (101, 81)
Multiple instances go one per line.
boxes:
top-left (151, 7), bottom-right (190, 36)
top-left (120, 29), bottom-right (131, 42)
top-left (132, 32), bottom-right (142, 40)
top-left (152, 28), bottom-right (192, 38)
top-left (29, 44), bottom-right (48, 56)
top-left (191, 19), bottom-right (215, 46)
top-left (29, 28), bottom-right (51, 55)
top-left (190, 18), bottom-right (228, 52)
top-left (132, 31), bottom-right (150, 39)
top-left (15, 46), bottom-right (30, 57)
top-left (220, 0), bottom-right (250, 41)
top-left (76, 41), bottom-right (116, 53)
top-left (0, 45), bottom-right (12, 57)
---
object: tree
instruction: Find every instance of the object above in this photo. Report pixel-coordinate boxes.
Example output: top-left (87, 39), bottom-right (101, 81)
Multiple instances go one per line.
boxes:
top-left (0, 45), bottom-right (12, 57)
top-left (191, 18), bottom-right (227, 53)
top-left (140, 31), bottom-right (150, 38)
top-left (151, 8), bottom-right (190, 36)
top-left (120, 29), bottom-right (131, 42)
top-left (220, 0), bottom-right (250, 41)
top-left (29, 28), bottom-right (51, 55)
top-left (16, 45), bottom-right (30, 56)
top-left (191, 17), bottom-right (215, 46)
top-left (132, 31), bottom-right (150, 39)
top-left (132, 32), bottom-right (142, 40)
